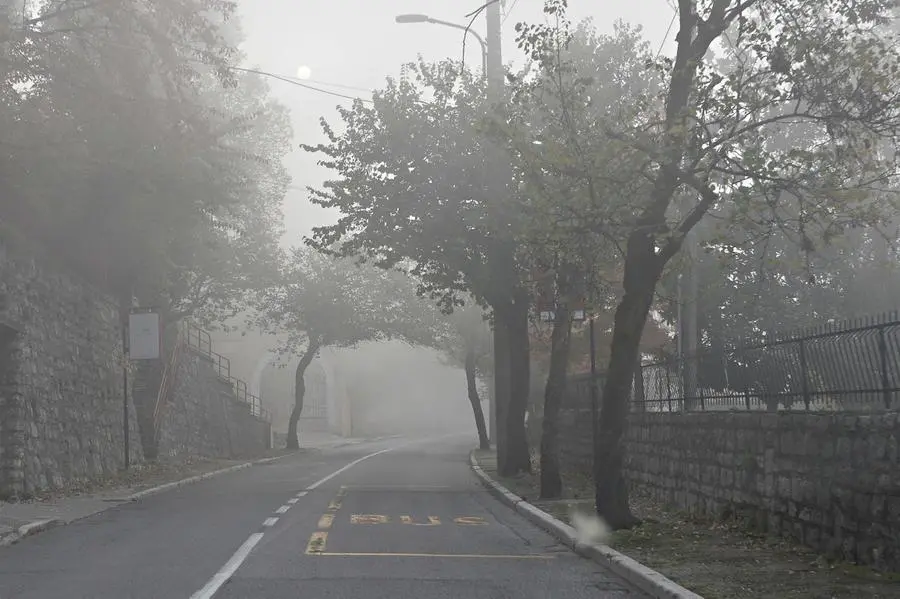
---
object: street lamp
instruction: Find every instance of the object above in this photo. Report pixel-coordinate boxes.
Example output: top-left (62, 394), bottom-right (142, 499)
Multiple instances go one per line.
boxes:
top-left (394, 13), bottom-right (488, 74)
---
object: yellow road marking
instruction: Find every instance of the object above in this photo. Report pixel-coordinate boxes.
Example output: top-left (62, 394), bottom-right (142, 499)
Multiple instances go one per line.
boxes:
top-left (327, 499), bottom-right (342, 511)
top-left (454, 516), bottom-right (488, 526)
top-left (400, 515), bottom-right (441, 526)
top-left (350, 514), bottom-right (389, 524)
top-left (318, 514), bottom-right (334, 529)
top-left (305, 532), bottom-right (328, 554)
top-left (312, 552), bottom-right (554, 559)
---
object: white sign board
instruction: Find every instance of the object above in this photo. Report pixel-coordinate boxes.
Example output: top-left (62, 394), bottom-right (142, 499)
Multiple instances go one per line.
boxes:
top-left (128, 312), bottom-right (160, 360)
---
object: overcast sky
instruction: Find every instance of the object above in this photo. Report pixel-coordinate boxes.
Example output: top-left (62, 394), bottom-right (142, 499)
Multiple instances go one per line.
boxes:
top-left (236, 0), bottom-right (676, 247)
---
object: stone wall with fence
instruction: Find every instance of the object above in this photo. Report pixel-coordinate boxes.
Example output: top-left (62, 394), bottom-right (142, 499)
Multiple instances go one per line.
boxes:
top-left (623, 411), bottom-right (899, 571)
top-left (558, 312), bottom-right (900, 572)
top-left (559, 397), bottom-right (900, 571)
top-left (155, 348), bottom-right (271, 459)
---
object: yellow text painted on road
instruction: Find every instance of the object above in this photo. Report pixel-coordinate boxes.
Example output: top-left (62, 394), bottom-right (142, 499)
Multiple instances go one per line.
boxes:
top-left (305, 532), bottom-right (328, 555)
top-left (318, 514), bottom-right (334, 529)
top-left (454, 516), bottom-right (488, 526)
top-left (348, 515), bottom-right (489, 526)
top-left (400, 515), bottom-right (441, 526)
top-left (350, 514), bottom-right (390, 525)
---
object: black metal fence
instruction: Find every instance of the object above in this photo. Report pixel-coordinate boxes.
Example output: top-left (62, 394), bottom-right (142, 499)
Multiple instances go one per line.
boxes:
top-left (181, 321), bottom-right (271, 422)
top-left (637, 311), bottom-right (900, 412)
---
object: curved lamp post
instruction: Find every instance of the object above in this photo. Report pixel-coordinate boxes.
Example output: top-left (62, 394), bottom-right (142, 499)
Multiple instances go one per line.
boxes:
top-left (395, 13), bottom-right (488, 74)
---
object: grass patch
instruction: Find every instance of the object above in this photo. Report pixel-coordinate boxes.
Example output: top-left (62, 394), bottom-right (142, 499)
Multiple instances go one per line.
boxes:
top-left (474, 449), bottom-right (899, 599)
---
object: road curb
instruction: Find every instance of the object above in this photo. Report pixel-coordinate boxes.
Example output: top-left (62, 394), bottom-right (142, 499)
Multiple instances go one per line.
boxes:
top-left (469, 450), bottom-right (704, 599)
top-left (0, 518), bottom-right (62, 547)
top-left (0, 451), bottom-right (303, 548)
top-left (126, 451), bottom-right (302, 501)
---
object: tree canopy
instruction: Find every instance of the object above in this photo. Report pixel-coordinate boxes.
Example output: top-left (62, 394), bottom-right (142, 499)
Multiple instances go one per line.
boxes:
top-left (512, 0), bottom-right (900, 527)
top-left (1, 0), bottom-right (289, 323)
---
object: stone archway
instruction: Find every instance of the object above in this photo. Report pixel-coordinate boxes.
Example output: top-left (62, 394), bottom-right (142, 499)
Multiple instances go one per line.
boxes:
top-left (250, 349), bottom-right (350, 437)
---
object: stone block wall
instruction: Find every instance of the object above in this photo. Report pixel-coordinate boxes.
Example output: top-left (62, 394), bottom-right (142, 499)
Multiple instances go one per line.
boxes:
top-left (156, 349), bottom-right (271, 460)
top-left (0, 238), bottom-right (142, 497)
top-left (621, 412), bottom-right (900, 570)
top-left (0, 233), bottom-right (271, 497)
top-left (558, 372), bottom-right (900, 570)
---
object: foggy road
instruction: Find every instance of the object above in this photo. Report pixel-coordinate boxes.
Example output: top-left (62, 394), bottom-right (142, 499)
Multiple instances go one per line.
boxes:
top-left (0, 436), bottom-right (645, 599)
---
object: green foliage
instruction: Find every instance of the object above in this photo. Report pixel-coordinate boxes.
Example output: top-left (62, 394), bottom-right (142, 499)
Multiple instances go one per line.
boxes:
top-left (432, 299), bottom-right (494, 378)
top-left (657, 223), bottom-right (900, 348)
top-left (302, 58), bottom-right (522, 310)
top-left (506, 19), bottom-right (659, 311)
top-left (516, 0), bottom-right (900, 275)
top-left (253, 248), bottom-right (446, 359)
top-left (1, 0), bottom-right (289, 322)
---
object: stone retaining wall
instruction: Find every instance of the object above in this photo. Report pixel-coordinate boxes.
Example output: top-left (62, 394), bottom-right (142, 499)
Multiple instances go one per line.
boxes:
top-left (0, 238), bottom-right (142, 496)
top-left (157, 350), bottom-right (270, 459)
top-left (558, 401), bottom-right (900, 571)
top-left (623, 412), bottom-right (900, 571)
top-left (0, 235), bottom-right (269, 497)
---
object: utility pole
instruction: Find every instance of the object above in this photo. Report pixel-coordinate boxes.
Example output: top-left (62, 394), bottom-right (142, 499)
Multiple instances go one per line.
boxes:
top-left (485, 1), bottom-right (503, 104)
top-left (485, 0), bottom-right (506, 449)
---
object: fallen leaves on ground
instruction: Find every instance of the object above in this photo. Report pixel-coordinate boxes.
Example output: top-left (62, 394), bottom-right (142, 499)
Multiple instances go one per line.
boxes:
top-left (475, 449), bottom-right (899, 599)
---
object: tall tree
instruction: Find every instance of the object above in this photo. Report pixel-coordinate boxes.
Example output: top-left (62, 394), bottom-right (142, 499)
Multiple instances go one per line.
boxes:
top-left (303, 59), bottom-right (533, 475)
top-left (430, 300), bottom-right (494, 451)
top-left (507, 15), bottom-right (657, 499)
top-left (255, 248), bottom-right (445, 449)
top-left (518, 0), bottom-right (900, 528)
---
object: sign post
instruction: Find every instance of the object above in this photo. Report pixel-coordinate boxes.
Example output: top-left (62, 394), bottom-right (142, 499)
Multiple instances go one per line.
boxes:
top-left (124, 308), bottom-right (161, 469)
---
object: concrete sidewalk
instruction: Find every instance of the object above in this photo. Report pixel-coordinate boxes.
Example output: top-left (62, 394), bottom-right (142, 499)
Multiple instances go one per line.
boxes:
top-left (0, 431), bottom-right (383, 546)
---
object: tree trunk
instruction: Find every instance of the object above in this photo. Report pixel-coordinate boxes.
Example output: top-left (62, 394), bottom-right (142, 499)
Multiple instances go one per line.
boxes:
top-left (465, 348), bottom-right (490, 450)
top-left (503, 294), bottom-right (532, 476)
top-left (492, 302), bottom-right (512, 473)
top-left (287, 343), bottom-right (320, 450)
top-left (540, 300), bottom-right (572, 499)
top-left (594, 236), bottom-right (662, 529)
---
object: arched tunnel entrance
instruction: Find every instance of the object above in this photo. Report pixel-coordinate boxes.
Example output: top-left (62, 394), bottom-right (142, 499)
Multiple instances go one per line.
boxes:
top-left (251, 351), bottom-right (346, 445)
top-left (250, 342), bottom-right (487, 445)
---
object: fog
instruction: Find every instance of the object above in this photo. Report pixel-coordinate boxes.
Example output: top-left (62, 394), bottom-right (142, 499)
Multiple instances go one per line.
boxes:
top-left (235, 0), bottom-right (675, 244)
top-left (259, 341), bottom-right (486, 440)
top-left (227, 1), bottom-right (672, 441)
top-left (341, 341), bottom-right (483, 437)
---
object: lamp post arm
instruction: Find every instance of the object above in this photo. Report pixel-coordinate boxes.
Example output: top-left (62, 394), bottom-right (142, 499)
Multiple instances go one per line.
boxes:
top-left (424, 17), bottom-right (488, 73)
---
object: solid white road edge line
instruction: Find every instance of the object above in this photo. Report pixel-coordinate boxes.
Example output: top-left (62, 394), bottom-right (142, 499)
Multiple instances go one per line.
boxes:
top-left (189, 533), bottom-right (264, 599)
top-left (304, 446), bottom-right (396, 491)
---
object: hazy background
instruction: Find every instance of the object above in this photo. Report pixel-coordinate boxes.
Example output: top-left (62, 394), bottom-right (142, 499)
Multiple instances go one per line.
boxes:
top-left (234, 1), bottom-right (675, 439)
top-left (236, 0), bottom-right (675, 244)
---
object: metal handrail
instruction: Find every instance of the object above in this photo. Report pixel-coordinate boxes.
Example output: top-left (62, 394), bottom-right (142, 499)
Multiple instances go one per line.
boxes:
top-left (153, 331), bottom-right (184, 431)
top-left (179, 320), bottom-right (271, 424)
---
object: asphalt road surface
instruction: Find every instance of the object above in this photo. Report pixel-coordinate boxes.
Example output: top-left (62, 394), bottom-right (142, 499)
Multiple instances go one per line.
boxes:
top-left (0, 435), bottom-right (647, 599)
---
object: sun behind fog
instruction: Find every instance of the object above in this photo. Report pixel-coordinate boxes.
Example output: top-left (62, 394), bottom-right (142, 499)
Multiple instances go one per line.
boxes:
top-left (296, 65), bottom-right (312, 80)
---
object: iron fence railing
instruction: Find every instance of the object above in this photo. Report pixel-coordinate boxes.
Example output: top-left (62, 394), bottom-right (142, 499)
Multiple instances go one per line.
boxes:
top-left (637, 311), bottom-right (900, 412)
top-left (180, 321), bottom-right (271, 423)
